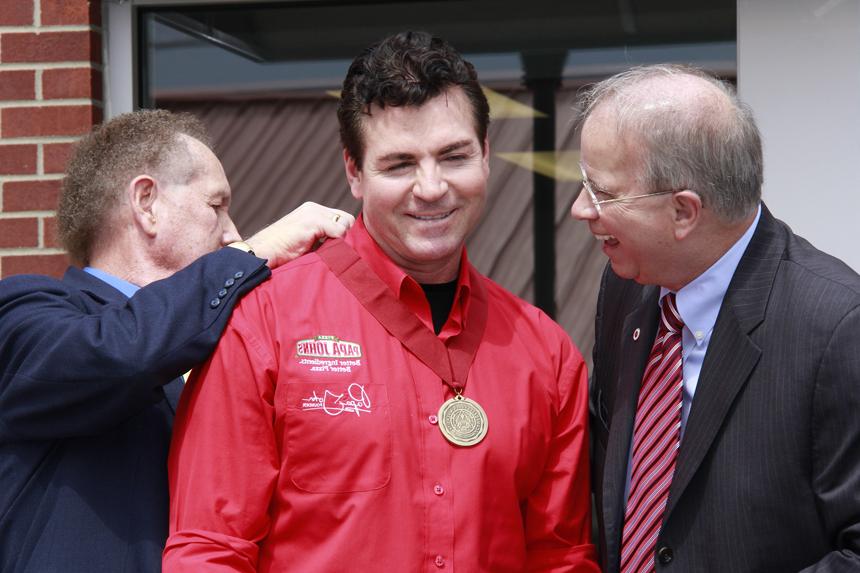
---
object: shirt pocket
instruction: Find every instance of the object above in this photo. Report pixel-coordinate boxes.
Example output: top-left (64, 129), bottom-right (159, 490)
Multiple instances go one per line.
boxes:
top-left (280, 379), bottom-right (392, 493)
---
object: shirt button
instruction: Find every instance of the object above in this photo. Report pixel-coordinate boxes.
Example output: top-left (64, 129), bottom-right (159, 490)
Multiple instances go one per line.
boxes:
top-left (434, 555), bottom-right (445, 568)
top-left (428, 415), bottom-right (438, 425)
top-left (694, 330), bottom-right (704, 340)
top-left (234, 271), bottom-right (244, 279)
top-left (224, 277), bottom-right (236, 288)
top-left (433, 483), bottom-right (445, 496)
top-left (209, 298), bottom-right (221, 308)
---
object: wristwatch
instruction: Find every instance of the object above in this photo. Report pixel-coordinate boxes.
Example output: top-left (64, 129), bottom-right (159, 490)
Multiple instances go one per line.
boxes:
top-left (226, 241), bottom-right (255, 257)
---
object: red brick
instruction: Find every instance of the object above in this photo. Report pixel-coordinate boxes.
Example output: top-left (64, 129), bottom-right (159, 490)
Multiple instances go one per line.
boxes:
top-left (0, 0), bottom-right (33, 25)
top-left (1, 105), bottom-right (101, 137)
top-left (0, 145), bottom-right (37, 175)
top-left (43, 67), bottom-right (102, 101)
top-left (0, 217), bottom-right (38, 248)
top-left (3, 180), bottom-right (62, 211)
top-left (0, 31), bottom-right (101, 64)
top-left (0, 70), bottom-right (35, 101)
top-left (44, 142), bottom-right (77, 174)
top-left (1, 254), bottom-right (69, 278)
top-left (43, 216), bottom-right (60, 248)
top-left (42, 0), bottom-right (101, 26)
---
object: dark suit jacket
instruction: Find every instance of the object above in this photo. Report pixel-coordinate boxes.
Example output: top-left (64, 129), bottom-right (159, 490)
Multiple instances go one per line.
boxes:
top-left (0, 249), bottom-right (270, 572)
top-left (591, 206), bottom-right (860, 572)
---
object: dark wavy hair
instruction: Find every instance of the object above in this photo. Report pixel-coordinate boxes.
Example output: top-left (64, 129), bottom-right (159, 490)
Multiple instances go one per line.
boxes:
top-left (58, 110), bottom-right (210, 265)
top-left (337, 30), bottom-right (490, 169)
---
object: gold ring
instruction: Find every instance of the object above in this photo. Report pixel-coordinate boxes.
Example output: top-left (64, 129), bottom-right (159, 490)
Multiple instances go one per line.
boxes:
top-left (332, 213), bottom-right (342, 224)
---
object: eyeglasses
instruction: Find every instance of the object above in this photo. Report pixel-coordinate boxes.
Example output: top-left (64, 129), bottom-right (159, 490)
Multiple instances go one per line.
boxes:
top-left (579, 167), bottom-right (677, 215)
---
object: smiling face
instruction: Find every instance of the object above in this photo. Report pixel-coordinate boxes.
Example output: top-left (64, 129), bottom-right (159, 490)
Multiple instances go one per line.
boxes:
top-left (570, 105), bottom-right (679, 286)
top-left (345, 87), bottom-right (489, 283)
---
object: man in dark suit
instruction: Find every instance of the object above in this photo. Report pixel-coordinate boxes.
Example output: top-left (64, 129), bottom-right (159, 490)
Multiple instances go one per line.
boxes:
top-left (0, 110), bottom-right (353, 572)
top-left (571, 65), bottom-right (860, 572)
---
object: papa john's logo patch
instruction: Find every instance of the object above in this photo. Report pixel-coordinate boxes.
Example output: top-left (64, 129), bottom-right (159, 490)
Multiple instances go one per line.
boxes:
top-left (295, 335), bottom-right (363, 373)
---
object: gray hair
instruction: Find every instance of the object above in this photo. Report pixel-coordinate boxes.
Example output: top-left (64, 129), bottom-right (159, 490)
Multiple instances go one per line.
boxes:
top-left (576, 64), bottom-right (762, 222)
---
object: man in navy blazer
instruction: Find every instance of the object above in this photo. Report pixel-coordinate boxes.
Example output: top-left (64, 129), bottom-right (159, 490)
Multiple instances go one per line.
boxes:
top-left (0, 110), bottom-right (353, 572)
top-left (571, 65), bottom-right (860, 571)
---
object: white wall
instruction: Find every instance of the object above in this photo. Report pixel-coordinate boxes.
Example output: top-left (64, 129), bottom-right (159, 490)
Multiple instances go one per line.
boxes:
top-left (738, 0), bottom-right (860, 271)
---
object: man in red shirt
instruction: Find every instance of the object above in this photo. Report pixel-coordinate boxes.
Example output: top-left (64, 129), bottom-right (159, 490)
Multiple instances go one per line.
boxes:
top-left (163, 31), bottom-right (599, 572)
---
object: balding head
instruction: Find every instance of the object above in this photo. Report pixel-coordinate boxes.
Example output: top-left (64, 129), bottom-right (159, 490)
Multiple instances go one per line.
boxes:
top-left (577, 64), bottom-right (762, 222)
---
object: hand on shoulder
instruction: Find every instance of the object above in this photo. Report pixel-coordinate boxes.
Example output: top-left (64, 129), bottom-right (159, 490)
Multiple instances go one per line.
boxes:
top-left (244, 202), bottom-right (355, 268)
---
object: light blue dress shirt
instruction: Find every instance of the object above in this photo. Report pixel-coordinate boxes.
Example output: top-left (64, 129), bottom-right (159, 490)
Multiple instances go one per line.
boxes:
top-left (83, 267), bottom-right (140, 299)
top-left (624, 205), bottom-right (761, 501)
top-left (661, 205), bottom-right (761, 435)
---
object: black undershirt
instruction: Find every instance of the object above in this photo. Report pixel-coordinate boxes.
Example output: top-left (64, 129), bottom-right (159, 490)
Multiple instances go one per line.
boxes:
top-left (420, 280), bottom-right (458, 334)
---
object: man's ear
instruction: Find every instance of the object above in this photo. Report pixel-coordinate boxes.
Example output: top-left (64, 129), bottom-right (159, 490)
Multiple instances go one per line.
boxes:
top-left (343, 149), bottom-right (363, 200)
top-left (128, 175), bottom-right (159, 237)
top-left (672, 190), bottom-right (702, 241)
top-left (481, 135), bottom-right (490, 176)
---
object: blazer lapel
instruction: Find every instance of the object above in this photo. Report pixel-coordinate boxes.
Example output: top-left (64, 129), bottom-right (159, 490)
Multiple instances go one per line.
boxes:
top-left (603, 284), bottom-right (661, 572)
top-left (62, 266), bottom-right (185, 414)
top-left (62, 266), bottom-right (128, 304)
top-left (664, 205), bottom-right (786, 520)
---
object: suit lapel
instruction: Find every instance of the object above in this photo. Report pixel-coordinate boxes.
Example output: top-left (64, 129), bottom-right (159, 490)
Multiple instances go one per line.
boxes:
top-left (62, 266), bottom-right (184, 413)
top-left (603, 284), bottom-right (660, 572)
top-left (664, 205), bottom-right (786, 521)
top-left (63, 266), bottom-right (128, 304)
top-left (664, 309), bottom-right (760, 520)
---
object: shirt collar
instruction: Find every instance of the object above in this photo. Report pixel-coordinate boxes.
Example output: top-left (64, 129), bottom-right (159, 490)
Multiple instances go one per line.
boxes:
top-left (344, 214), bottom-right (473, 337)
top-left (84, 266), bottom-right (140, 299)
top-left (661, 204), bottom-right (762, 344)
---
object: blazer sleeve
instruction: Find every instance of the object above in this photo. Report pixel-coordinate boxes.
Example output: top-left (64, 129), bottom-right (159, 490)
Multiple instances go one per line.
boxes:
top-left (0, 248), bottom-right (270, 441)
top-left (803, 303), bottom-right (860, 572)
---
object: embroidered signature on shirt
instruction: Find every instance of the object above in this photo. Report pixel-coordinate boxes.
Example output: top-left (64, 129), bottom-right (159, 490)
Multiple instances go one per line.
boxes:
top-left (301, 383), bottom-right (371, 417)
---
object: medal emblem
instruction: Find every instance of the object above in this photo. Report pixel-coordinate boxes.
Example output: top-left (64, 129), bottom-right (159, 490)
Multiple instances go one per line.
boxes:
top-left (437, 395), bottom-right (488, 446)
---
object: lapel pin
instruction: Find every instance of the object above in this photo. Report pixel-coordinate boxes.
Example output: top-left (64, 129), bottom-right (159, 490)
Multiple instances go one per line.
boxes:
top-left (632, 328), bottom-right (640, 341)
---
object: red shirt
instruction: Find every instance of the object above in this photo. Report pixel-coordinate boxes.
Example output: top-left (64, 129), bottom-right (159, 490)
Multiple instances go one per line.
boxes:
top-left (164, 218), bottom-right (599, 572)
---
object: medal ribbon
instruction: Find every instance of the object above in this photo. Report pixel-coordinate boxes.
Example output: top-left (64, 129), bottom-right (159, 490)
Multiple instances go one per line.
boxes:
top-left (316, 239), bottom-right (487, 393)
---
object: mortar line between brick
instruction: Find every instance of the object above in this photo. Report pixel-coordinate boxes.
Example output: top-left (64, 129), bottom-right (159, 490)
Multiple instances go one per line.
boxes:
top-left (0, 174), bottom-right (65, 181)
top-left (36, 141), bottom-right (44, 175)
top-left (0, 248), bottom-right (65, 255)
top-left (0, 210), bottom-right (56, 218)
top-left (0, 99), bottom-right (98, 108)
top-left (35, 68), bottom-right (43, 100)
top-left (0, 137), bottom-right (79, 145)
top-left (0, 26), bottom-right (96, 33)
top-left (0, 63), bottom-right (103, 71)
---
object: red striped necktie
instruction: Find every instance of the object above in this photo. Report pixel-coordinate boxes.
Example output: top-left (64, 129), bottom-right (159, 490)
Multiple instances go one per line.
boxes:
top-left (620, 292), bottom-right (684, 573)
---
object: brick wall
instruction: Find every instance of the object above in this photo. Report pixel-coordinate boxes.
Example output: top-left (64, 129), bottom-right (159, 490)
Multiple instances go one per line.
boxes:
top-left (0, 0), bottom-right (102, 278)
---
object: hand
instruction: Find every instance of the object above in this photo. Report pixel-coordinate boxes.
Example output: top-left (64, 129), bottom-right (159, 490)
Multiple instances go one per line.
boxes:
top-left (245, 202), bottom-right (355, 268)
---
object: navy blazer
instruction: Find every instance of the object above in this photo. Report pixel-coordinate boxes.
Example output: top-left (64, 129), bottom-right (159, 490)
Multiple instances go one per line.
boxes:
top-left (590, 205), bottom-right (860, 572)
top-left (0, 249), bottom-right (270, 572)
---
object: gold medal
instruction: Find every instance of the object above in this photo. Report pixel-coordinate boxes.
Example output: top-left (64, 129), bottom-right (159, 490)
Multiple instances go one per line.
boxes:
top-left (438, 394), bottom-right (488, 447)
